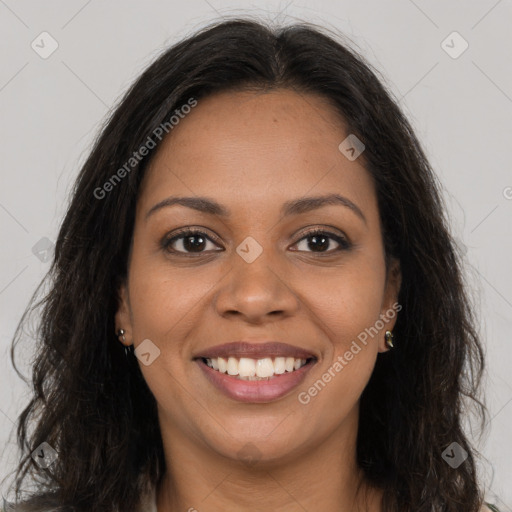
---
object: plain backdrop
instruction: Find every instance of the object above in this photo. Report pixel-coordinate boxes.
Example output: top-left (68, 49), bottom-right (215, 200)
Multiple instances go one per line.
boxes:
top-left (0, 0), bottom-right (511, 508)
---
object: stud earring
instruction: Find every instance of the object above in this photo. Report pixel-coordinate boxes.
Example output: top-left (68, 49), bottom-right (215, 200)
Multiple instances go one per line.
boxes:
top-left (116, 329), bottom-right (126, 343)
top-left (116, 329), bottom-right (134, 359)
top-left (385, 330), bottom-right (394, 349)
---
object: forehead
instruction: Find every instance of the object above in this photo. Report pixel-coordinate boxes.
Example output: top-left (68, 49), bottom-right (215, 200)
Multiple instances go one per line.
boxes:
top-left (138, 89), bottom-right (376, 220)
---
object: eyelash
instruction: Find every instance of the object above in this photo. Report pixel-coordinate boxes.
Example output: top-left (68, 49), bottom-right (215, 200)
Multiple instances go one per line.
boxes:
top-left (161, 227), bottom-right (351, 256)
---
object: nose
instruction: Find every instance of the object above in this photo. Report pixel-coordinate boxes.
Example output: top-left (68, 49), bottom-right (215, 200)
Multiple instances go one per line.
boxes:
top-left (213, 253), bottom-right (300, 324)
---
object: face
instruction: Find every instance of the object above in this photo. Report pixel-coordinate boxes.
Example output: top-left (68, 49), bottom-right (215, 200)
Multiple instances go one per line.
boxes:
top-left (116, 88), bottom-right (401, 466)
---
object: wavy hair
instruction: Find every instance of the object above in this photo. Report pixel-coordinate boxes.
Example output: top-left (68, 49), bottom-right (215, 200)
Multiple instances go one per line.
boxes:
top-left (3, 18), bottom-right (488, 512)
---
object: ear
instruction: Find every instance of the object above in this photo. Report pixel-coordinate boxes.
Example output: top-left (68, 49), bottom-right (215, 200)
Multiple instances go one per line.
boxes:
top-left (115, 281), bottom-right (133, 347)
top-left (377, 258), bottom-right (402, 353)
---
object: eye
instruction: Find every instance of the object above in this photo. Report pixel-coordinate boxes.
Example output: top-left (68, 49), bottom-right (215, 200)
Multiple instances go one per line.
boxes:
top-left (161, 227), bottom-right (351, 256)
top-left (161, 228), bottom-right (222, 255)
top-left (291, 228), bottom-right (351, 253)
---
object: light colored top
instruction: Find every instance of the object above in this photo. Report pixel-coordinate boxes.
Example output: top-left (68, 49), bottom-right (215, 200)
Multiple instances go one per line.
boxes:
top-left (140, 485), bottom-right (158, 512)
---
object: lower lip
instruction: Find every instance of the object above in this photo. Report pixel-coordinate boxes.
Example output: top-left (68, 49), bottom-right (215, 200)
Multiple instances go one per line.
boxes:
top-left (196, 359), bottom-right (316, 403)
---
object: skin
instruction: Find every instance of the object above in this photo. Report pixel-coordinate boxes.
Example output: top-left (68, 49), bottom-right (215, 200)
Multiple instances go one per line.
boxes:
top-left (116, 88), bottom-right (401, 512)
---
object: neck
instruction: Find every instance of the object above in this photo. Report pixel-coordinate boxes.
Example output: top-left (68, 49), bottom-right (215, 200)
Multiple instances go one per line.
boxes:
top-left (155, 407), bottom-right (382, 512)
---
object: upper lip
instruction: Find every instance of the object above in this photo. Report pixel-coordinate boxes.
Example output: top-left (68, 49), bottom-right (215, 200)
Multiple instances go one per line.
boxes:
top-left (194, 341), bottom-right (316, 360)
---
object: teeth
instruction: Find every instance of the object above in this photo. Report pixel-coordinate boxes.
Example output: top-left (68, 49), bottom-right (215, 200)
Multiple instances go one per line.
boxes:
top-left (217, 357), bottom-right (227, 373)
top-left (227, 357), bottom-right (239, 375)
top-left (274, 357), bottom-right (285, 374)
top-left (204, 356), bottom-right (309, 379)
top-left (238, 357), bottom-right (256, 377)
top-left (256, 358), bottom-right (274, 378)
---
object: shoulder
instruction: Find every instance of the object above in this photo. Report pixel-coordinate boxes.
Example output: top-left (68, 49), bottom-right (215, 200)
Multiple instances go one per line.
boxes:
top-left (483, 504), bottom-right (501, 512)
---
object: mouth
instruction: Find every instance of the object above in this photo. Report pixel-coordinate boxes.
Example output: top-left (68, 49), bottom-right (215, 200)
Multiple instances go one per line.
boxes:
top-left (193, 341), bottom-right (317, 403)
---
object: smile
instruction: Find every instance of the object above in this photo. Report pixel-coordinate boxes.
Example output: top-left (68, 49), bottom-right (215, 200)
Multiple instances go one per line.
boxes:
top-left (194, 341), bottom-right (318, 403)
top-left (202, 356), bottom-right (310, 380)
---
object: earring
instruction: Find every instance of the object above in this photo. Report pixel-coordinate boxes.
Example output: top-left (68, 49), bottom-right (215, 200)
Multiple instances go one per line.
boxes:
top-left (117, 329), bottom-right (134, 359)
top-left (385, 330), bottom-right (394, 349)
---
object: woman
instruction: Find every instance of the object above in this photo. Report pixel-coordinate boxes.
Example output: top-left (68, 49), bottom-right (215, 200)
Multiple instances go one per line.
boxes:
top-left (2, 18), bottom-right (499, 512)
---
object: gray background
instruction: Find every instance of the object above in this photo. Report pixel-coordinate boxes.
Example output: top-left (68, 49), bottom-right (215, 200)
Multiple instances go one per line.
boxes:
top-left (0, 0), bottom-right (511, 508)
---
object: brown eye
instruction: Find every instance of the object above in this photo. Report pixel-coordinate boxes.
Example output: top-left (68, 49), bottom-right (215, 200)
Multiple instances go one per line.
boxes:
top-left (162, 229), bottom-right (222, 254)
top-left (292, 229), bottom-right (350, 253)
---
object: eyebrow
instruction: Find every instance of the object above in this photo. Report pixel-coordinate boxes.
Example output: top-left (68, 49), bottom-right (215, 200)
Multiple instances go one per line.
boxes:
top-left (145, 193), bottom-right (366, 224)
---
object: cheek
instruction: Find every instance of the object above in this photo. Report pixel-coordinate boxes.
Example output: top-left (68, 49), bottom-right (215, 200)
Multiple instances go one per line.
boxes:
top-left (300, 256), bottom-right (386, 348)
top-left (127, 248), bottom-right (217, 342)
top-left (126, 253), bottom-right (208, 418)
top-left (301, 250), bottom-right (385, 416)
